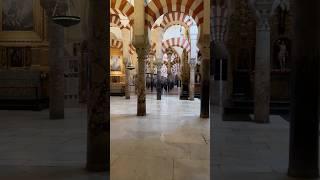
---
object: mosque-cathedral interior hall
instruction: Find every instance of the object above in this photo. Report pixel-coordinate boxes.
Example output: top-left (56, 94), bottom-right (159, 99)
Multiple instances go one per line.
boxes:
top-left (0, 0), bottom-right (319, 179)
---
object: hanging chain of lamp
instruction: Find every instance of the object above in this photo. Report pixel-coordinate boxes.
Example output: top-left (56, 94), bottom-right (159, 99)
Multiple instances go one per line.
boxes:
top-left (52, 0), bottom-right (81, 27)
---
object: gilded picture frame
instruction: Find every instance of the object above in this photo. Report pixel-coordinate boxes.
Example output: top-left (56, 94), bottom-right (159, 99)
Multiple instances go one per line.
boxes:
top-left (0, 0), bottom-right (45, 42)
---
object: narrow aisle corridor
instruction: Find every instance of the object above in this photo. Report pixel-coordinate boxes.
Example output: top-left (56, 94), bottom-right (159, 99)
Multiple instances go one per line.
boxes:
top-left (111, 95), bottom-right (210, 180)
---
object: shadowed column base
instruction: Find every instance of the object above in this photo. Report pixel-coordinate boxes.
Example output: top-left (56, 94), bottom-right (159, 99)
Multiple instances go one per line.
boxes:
top-left (137, 102), bottom-right (146, 116)
top-left (50, 112), bottom-right (64, 120)
top-left (86, 163), bottom-right (109, 172)
top-left (288, 168), bottom-right (319, 178)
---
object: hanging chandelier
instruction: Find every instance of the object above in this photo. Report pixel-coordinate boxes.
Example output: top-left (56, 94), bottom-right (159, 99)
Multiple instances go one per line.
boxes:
top-left (52, 0), bottom-right (81, 27)
top-left (126, 57), bottom-right (135, 70)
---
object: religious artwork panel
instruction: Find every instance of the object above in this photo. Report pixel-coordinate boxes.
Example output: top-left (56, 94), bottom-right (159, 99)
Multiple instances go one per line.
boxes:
top-left (110, 56), bottom-right (121, 71)
top-left (2, 0), bottom-right (34, 31)
top-left (0, 0), bottom-right (44, 42)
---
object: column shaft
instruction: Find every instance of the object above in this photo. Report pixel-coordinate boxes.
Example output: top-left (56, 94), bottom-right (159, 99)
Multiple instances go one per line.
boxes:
top-left (157, 64), bottom-right (162, 100)
top-left (48, 18), bottom-right (64, 120)
top-left (189, 64), bottom-right (195, 101)
top-left (125, 67), bottom-right (131, 99)
top-left (288, 0), bottom-right (320, 177)
top-left (199, 36), bottom-right (210, 118)
top-left (86, 0), bottom-right (109, 172)
top-left (122, 28), bottom-right (131, 99)
top-left (201, 57), bottom-right (210, 118)
top-left (254, 20), bottom-right (270, 123)
top-left (136, 47), bottom-right (146, 116)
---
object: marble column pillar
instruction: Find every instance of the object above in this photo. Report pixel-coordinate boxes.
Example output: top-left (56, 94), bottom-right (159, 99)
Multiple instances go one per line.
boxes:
top-left (199, 36), bottom-right (210, 118)
top-left (136, 45), bottom-right (146, 116)
top-left (86, 0), bottom-right (109, 172)
top-left (189, 60), bottom-right (196, 101)
top-left (47, 15), bottom-right (65, 120)
top-left (253, 8), bottom-right (271, 123)
top-left (125, 66), bottom-right (131, 99)
top-left (40, 0), bottom-right (67, 120)
top-left (155, 29), bottom-right (164, 100)
top-left (167, 54), bottom-right (172, 78)
top-left (122, 28), bottom-right (131, 99)
top-left (288, 0), bottom-right (319, 178)
top-left (155, 60), bottom-right (162, 100)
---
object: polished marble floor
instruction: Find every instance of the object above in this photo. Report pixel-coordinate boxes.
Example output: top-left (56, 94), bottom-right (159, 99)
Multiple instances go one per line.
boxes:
top-left (1, 93), bottom-right (316, 180)
top-left (212, 107), bottom-right (320, 180)
top-left (0, 107), bottom-right (108, 180)
top-left (111, 95), bottom-right (210, 180)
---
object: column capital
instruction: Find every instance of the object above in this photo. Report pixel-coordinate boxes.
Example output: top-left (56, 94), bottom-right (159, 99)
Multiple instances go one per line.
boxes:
top-left (249, 0), bottom-right (276, 30)
top-left (189, 58), bottom-right (197, 67)
top-left (154, 58), bottom-right (163, 68)
top-left (213, 41), bottom-right (229, 60)
top-left (135, 45), bottom-right (147, 61)
top-left (256, 10), bottom-right (271, 31)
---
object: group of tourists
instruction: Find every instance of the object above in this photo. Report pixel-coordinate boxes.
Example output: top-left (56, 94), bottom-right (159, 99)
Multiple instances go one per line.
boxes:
top-left (146, 75), bottom-right (181, 92)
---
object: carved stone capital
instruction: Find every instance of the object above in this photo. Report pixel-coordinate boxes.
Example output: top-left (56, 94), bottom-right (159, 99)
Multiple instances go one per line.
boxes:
top-left (135, 46), bottom-right (146, 60)
top-left (154, 58), bottom-right (163, 68)
top-left (189, 58), bottom-right (197, 66)
top-left (250, 0), bottom-right (275, 30)
top-left (256, 14), bottom-right (270, 31)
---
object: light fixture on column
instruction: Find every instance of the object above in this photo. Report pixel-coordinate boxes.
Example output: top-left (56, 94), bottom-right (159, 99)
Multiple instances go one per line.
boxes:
top-left (126, 57), bottom-right (135, 70)
top-left (52, 0), bottom-right (81, 27)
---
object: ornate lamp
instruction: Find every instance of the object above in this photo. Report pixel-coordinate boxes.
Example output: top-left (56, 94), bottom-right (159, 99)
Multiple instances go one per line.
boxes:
top-left (52, 0), bottom-right (80, 27)
top-left (126, 57), bottom-right (135, 70)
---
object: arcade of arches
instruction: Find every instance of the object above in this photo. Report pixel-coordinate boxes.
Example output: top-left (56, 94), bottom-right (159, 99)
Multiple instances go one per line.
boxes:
top-left (0, 0), bottom-right (319, 179)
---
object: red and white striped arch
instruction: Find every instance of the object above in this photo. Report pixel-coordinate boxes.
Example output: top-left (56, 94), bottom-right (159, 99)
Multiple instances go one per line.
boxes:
top-left (129, 44), bottom-right (136, 55)
top-left (110, 39), bottom-right (123, 50)
top-left (110, 14), bottom-right (123, 28)
top-left (110, 14), bottom-right (131, 30)
top-left (110, 0), bottom-right (134, 26)
top-left (145, 0), bottom-right (204, 28)
top-left (153, 12), bottom-right (194, 30)
top-left (162, 37), bottom-right (191, 53)
top-left (149, 43), bottom-right (157, 55)
top-left (164, 48), bottom-right (180, 63)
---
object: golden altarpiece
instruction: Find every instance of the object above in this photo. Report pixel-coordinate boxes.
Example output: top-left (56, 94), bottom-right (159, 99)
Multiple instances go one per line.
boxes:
top-left (0, 0), bottom-right (49, 110)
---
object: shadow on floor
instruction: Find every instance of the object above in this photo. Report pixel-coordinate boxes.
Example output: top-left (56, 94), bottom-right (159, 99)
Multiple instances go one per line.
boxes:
top-left (0, 166), bottom-right (109, 180)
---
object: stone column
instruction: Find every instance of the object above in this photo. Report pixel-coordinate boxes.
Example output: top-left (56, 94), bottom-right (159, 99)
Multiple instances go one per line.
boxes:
top-left (155, 59), bottom-right (163, 100)
top-left (189, 59), bottom-right (196, 101)
top-left (167, 53), bottom-right (172, 77)
top-left (251, 2), bottom-right (273, 123)
top-left (79, 41), bottom-right (89, 103)
top-left (135, 45), bottom-right (146, 116)
top-left (212, 42), bottom-right (228, 107)
top-left (199, 36), bottom-right (210, 118)
top-left (134, 0), bottom-right (146, 116)
top-left (86, 0), bottom-right (109, 172)
top-left (40, 0), bottom-right (66, 120)
top-left (288, 0), bottom-right (319, 178)
top-left (155, 28), bottom-right (164, 100)
top-left (49, 20), bottom-right (64, 120)
top-left (167, 53), bottom-right (174, 92)
top-left (122, 28), bottom-right (131, 99)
